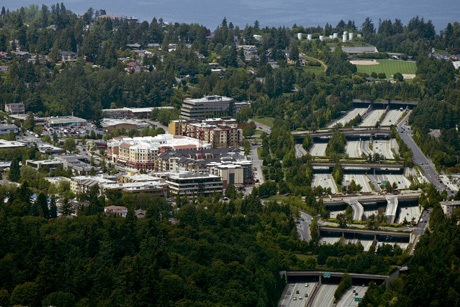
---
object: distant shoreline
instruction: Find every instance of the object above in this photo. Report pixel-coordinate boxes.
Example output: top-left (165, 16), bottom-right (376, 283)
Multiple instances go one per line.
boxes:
top-left (1, 0), bottom-right (458, 31)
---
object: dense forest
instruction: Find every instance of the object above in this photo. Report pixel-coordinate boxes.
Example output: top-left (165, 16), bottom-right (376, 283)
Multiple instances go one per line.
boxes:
top-left (360, 203), bottom-right (460, 307)
top-left (0, 3), bottom-right (459, 306)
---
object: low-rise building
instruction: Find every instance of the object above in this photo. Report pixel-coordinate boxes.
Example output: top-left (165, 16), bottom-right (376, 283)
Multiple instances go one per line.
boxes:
top-left (0, 124), bottom-right (19, 135)
top-left (440, 200), bottom-right (460, 217)
top-left (37, 144), bottom-right (66, 155)
top-left (207, 159), bottom-right (253, 187)
top-left (104, 206), bottom-right (128, 217)
top-left (165, 171), bottom-right (223, 197)
top-left (341, 46), bottom-right (378, 54)
top-left (101, 181), bottom-right (167, 197)
top-left (71, 175), bottom-right (114, 195)
top-left (46, 116), bottom-right (87, 128)
top-left (4, 103), bottom-right (25, 114)
top-left (0, 140), bottom-right (26, 149)
top-left (101, 118), bottom-right (150, 132)
top-left (102, 106), bottom-right (175, 119)
top-left (26, 159), bottom-right (64, 171)
top-left (60, 51), bottom-right (78, 62)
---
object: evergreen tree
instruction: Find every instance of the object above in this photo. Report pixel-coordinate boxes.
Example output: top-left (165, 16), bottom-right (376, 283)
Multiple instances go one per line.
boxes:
top-left (9, 158), bottom-right (21, 182)
top-left (49, 197), bottom-right (57, 218)
top-left (37, 192), bottom-right (49, 219)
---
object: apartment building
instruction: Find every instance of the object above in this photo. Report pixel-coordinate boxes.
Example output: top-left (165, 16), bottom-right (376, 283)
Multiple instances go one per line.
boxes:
top-left (180, 95), bottom-right (234, 120)
top-left (107, 134), bottom-right (211, 170)
top-left (168, 118), bottom-right (242, 148)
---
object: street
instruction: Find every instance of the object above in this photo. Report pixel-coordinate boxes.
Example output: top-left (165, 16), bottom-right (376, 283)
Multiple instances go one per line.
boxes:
top-left (296, 211), bottom-right (313, 242)
top-left (396, 112), bottom-right (451, 195)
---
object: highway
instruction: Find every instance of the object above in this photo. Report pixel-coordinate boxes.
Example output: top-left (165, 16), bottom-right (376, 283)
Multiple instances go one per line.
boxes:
top-left (309, 143), bottom-right (327, 157)
top-left (279, 282), bottom-right (316, 307)
top-left (295, 144), bottom-right (308, 158)
top-left (328, 108), bottom-right (368, 128)
top-left (396, 112), bottom-right (451, 195)
top-left (337, 286), bottom-right (368, 307)
top-left (360, 109), bottom-right (386, 127)
top-left (311, 284), bottom-right (338, 307)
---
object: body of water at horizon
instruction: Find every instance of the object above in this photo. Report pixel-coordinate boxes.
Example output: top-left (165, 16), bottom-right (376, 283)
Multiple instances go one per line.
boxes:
top-left (3, 0), bottom-right (459, 31)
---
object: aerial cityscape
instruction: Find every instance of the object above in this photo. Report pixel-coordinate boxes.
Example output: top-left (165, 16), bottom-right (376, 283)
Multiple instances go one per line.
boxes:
top-left (0, 3), bottom-right (459, 306)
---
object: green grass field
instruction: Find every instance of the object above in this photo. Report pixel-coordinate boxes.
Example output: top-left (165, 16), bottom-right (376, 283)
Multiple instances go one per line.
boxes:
top-left (355, 59), bottom-right (417, 77)
top-left (303, 65), bottom-right (325, 75)
top-left (251, 117), bottom-right (275, 128)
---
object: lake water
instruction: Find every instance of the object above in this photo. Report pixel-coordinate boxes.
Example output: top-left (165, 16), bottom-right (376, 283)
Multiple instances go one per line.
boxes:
top-left (4, 0), bottom-right (459, 31)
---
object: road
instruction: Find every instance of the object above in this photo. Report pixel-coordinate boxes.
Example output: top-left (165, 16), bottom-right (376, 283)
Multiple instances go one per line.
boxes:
top-left (252, 120), bottom-right (272, 135)
top-left (396, 112), bottom-right (451, 196)
top-left (296, 211), bottom-right (313, 242)
top-left (295, 144), bottom-right (308, 158)
top-left (414, 208), bottom-right (431, 236)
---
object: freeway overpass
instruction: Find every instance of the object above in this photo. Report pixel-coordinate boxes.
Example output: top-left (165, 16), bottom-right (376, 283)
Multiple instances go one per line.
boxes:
top-left (312, 162), bottom-right (404, 173)
top-left (353, 99), bottom-right (418, 109)
top-left (323, 194), bottom-right (420, 222)
top-left (323, 194), bottom-right (420, 207)
top-left (281, 270), bottom-right (390, 287)
top-left (293, 128), bottom-right (392, 141)
top-left (319, 226), bottom-right (412, 243)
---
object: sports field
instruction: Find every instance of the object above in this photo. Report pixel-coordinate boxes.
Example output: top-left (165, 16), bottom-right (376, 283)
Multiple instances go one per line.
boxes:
top-left (353, 59), bottom-right (417, 78)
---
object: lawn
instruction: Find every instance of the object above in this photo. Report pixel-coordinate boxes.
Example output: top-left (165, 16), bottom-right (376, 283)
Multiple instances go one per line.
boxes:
top-left (355, 59), bottom-right (417, 77)
top-left (251, 117), bottom-right (275, 128)
top-left (303, 65), bottom-right (325, 75)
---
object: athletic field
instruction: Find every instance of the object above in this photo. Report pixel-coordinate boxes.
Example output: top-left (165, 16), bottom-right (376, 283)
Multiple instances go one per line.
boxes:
top-left (352, 59), bottom-right (417, 78)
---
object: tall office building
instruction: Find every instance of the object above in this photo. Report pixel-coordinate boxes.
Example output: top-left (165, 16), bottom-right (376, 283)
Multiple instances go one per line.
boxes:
top-left (180, 95), bottom-right (234, 120)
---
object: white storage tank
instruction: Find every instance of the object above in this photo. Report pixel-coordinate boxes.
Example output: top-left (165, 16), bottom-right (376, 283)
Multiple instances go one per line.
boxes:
top-left (333, 33), bottom-right (338, 39)
top-left (307, 34), bottom-right (312, 40)
top-left (319, 35), bottom-right (324, 41)
top-left (297, 33), bottom-right (302, 40)
top-left (349, 32), bottom-right (354, 40)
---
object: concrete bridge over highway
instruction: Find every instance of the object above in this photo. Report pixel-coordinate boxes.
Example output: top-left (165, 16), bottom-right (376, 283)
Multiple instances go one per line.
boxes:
top-left (353, 99), bottom-right (418, 109)
top-left (293, 128), bottom-right (392, 141)
top-left (312, 162), bottom-right (404, 173)
top-left (319, 226), bottom-right (412, 243)
top-left (323, 194), bottom-right (420, 207)
top-left (323, 194), bottom-right (420, 222)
